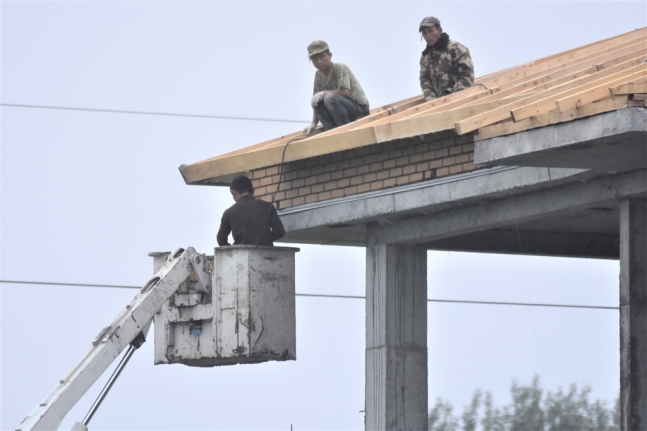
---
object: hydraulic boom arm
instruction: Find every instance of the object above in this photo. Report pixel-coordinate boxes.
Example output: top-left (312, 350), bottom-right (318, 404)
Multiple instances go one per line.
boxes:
top-left (16, 247), bottom-right (209, 431)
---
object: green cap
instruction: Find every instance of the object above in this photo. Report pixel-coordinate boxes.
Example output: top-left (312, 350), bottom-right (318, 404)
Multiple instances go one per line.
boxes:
top-left (307, 40), bottom-right (329, 58)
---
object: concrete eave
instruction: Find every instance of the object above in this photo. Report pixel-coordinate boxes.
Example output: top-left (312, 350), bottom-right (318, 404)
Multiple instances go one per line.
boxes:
top-left (474, 107), bottom-right (647, 171)
top-left (277, 166), bottom-right (590, 246)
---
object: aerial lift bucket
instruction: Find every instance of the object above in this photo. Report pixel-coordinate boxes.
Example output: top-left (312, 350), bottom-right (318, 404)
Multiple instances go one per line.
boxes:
top-left (153, 245), bottom-right (299, 366)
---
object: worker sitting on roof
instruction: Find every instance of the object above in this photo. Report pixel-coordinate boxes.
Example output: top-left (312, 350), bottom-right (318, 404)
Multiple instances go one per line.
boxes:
top-left (419, 16), bottom-right (474, 101)
top-left (217, 176), bottom-right (285, 246)
top-left (303, 40), bottom-right (370, 135)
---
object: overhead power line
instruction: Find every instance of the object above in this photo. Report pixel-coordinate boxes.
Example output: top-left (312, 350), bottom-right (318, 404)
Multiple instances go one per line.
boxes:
top-left (0, 103), bottom-right (311, 124)
top-left (0, 279), bottom-right (619, 310)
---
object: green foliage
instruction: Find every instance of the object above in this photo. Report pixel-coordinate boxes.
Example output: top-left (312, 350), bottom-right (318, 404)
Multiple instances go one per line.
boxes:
top-left (429, 377), bottom-right (618, 431)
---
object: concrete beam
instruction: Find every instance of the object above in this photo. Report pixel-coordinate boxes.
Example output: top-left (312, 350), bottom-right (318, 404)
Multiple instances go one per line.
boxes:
top-left (368, 170), bottom-right (647, 246)
top-left (424, 229), bottom-right (619, 259)
top-left (365, 245), bottom-right (427, 430)
top-left (475, 108), bottom-right (647, 171)
top-left (279, 166), bottom-right (588, 235)
top-left (620, 199), bottom-right (647, 430)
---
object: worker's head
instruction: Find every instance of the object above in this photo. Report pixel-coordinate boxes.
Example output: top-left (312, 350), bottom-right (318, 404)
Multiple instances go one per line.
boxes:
top-left (307, 40), bottom-right (332, 72)
top-left (229, 175), bottom-right (254, 202)
top-left (419, 16), bottom-right (443, 46)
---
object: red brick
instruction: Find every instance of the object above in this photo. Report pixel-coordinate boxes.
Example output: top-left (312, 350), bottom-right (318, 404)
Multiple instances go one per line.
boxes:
top-left (343, 167), bottom-right (357, 177)
top-left (291, 178), bottom-right (305, 188)
top-left (369, 162), bottom-right (383, 171)
top-left (422, 151), bottom-right (436, 161)
top-left (417, 162), bottom-right (429, 172)
top-left (255, 186), bottom-right (267, 196)
top-left (258, 195), bottom-right (272, 202)
top-left (435, 148), bottom-right (449, 158)
top-left (389, 149), bottom-right (402, 158)
top-left (442, 156), bottom-right (456, 167)
top-left (437, 167), bottom-right (450, 177)
top-left (389, 167), bottom-right (403, 177)
top-left (357, 164), bottom-right (370, 174)
top-left (331, 170), bottom-right (344, 180)
top-left (370, 180), bottom-right (384, 190)
top-left (350, 175), bottom-right (363, 186)
top-left (344, 185), bottom-right (358, 195)
top-left (364, 172), bottom-right (377, 182)
top-left (424, 170), bottom-right (436, 180)
top-left (383, 178), bottom-right (397, 187)
top-left (305, 176), bottom-right (318, 186)
top-left (252, 169), bottom-right (266, 179)
top-left (449, 165), bottom-right (464, 175)
top-left (324, 180), bottom-right (338, 191)
top-left (409, 172), bottom-right (423, 182)
top-left (251, 179), bottom-right (261, 188)
top-left (449, 145), bottom-right (463, 155)
top-left (469, 153), bottom-right (474, 161)
top-left (463, 162), bottom-right (476, 171)
top-left (318, 191), bottom-right (332, 201)
top-left (259, 177), bottom-right (272, 186)
top-left (462, 143), bottom-right (475, 152)
top-left (317, 173), bottom-right (331, 183)
top-left (403, 165), bottom-right (416, 175)
top-left (298, 186), bottom-right (311, 196)
top-left (410, 153), bottom-right (423, 163)
top-left (395, 156), bottom-right (409, 166)
top-left (265, 184), bottom-right (278, 194)
top-left (395, 175), bottom-right (409, 186)
top-left (266, 166), bottom-right (279, 176)
top-left (274, 191), bottom-right (286, 201)
top-left (357, 183), bottom-right (370, 193)
top-left (383, 159), bottom-right (396, 169)
top-left (292, 196), bottom-right (305, 206)
top-left (311, 184), bottom-right (324, 193)
top-left (286, 189), bottom-right (299, 199)
top-left (337, 178), bottom-right (351, 188)
top-left (279, 199), bottom-right (292, 209)
top-left (429, 159), bottom-right (443, 169)
top-left (376, 170), bottom-right (390, 180)
top-left (456, 154), bottom-right (470, 164)
top-left (305, 194), bottom-right (319, 204)
top-left (332, 189), bottom-right (345, 199)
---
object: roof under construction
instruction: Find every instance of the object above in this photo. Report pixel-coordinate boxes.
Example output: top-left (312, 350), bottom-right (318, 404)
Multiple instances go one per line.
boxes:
top-left (179, 27), bottom-right (646, 186)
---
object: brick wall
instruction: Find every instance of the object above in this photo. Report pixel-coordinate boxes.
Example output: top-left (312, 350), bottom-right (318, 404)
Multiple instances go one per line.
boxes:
top-left (249, 130), bottom-right (479, 210)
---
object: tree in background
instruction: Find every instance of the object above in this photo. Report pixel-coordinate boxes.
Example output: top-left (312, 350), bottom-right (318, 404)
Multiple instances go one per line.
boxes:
top-left (429, 377), bottom-right (619, 431)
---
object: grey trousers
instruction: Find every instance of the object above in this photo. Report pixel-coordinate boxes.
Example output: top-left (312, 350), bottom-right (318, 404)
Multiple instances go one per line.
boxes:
top-left (314, 93), bottom-right (369, 130)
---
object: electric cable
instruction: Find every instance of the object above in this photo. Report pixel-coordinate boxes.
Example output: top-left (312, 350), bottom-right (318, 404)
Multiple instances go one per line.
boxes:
top-left (0, 103), bottom-right (310, 124)
top-left (0, 279), bottom-right (619, 310)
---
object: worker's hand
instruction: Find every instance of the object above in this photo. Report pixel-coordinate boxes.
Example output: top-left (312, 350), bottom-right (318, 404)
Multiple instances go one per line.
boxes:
top-left (303, 122), bottom-right (318, 136)
top-left (311, 91), bottom-right (325, 108)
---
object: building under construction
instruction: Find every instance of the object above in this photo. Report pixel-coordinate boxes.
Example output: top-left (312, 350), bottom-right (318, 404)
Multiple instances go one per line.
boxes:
top-left (179, 27), bottom-right (647, 430)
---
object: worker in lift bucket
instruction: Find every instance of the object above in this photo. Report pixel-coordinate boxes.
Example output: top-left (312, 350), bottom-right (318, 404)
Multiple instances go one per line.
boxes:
top-left (217, 176), bottom-right (285, 246)
top-left (419, 16), bottom-right (474, 101)
top-left (303, 40), bottom-right (370, 135)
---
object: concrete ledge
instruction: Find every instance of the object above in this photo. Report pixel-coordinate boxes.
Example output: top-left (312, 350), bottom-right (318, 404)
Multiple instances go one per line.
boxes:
top-left (278, 166), bottom-right (587, 234)
top-left (474, 108), bottom-right (647, 170)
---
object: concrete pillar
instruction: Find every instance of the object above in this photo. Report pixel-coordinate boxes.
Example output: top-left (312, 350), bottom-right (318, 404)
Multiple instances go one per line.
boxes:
top-left (365, 244), bottom-right (428, 430)
top-left (620, 198), bottom-right (647, 431)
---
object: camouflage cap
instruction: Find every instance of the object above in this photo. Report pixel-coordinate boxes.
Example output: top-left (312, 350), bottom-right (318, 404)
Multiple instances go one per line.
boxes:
top-left (307, 40), bottom-right (329, 58)
top-left (419, 16), bottom-right (441, 32)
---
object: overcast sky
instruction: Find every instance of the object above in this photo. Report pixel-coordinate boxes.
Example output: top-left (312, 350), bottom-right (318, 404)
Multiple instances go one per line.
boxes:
top-left (2, 1), bottom-right (646, 430)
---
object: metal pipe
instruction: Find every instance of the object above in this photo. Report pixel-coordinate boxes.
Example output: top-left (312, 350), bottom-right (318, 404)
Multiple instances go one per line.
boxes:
top-left (82, 345), bottom-right (136, 426)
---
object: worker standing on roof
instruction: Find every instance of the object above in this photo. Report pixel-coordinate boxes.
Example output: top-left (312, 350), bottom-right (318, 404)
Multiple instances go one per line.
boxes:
top-left (419, 16), bottom-right (474, 101)
top-left (303, 40), bottom-right (370, 135)
top-left (217, 176), bottom-right (285, 246)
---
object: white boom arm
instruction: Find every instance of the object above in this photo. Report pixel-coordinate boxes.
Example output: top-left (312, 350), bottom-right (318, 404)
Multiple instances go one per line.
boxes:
top-left (16, 247), bottom-right (208, 431)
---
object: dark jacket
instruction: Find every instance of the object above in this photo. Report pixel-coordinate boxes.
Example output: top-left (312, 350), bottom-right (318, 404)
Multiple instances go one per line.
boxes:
top-left (419, 32), bottom-right (474, 99)
top-left (217, 195), bottom-right (285, 246)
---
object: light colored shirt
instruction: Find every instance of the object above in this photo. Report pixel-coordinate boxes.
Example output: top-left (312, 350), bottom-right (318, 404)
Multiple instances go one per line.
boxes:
top-left (313, 62), bottom-right (369, 109)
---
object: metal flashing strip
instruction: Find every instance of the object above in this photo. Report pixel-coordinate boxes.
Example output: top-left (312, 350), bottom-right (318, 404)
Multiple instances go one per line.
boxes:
top-left (278, 166), bottom-right (517, 216)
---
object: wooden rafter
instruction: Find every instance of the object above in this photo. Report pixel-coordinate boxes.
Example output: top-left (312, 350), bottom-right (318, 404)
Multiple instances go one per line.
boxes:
top-left (179, 27), bottom-right (647, 184)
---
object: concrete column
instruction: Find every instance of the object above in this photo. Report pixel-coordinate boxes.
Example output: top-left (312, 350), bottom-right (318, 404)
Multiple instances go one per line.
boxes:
top-left (365, 244), bottom-right (428, 430)
top-left (620, 198), bottom-right (647, 431)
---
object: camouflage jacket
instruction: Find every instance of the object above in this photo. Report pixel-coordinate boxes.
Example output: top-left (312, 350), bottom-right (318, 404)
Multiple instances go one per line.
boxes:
top-left (419, 33), bottom-right (474, 100)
